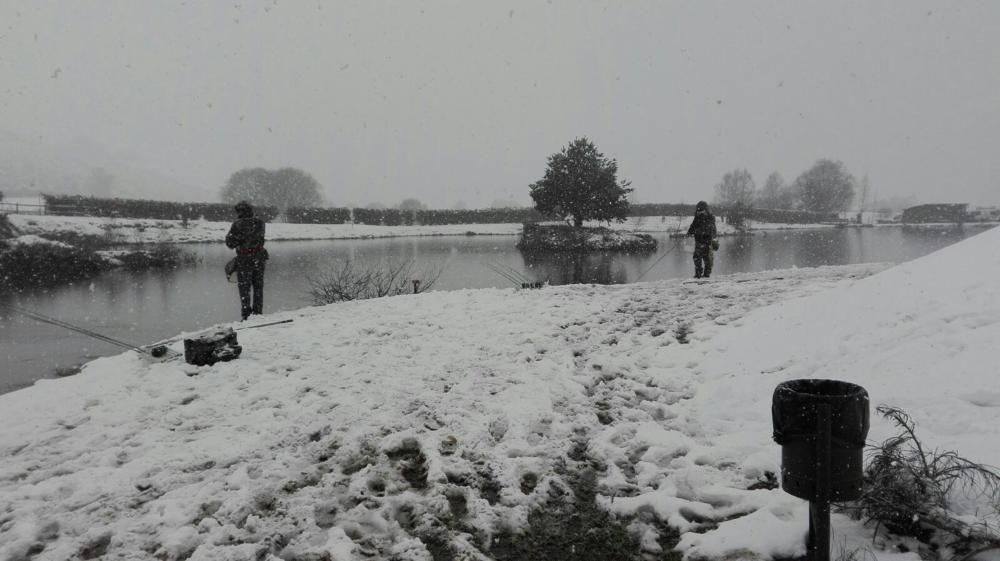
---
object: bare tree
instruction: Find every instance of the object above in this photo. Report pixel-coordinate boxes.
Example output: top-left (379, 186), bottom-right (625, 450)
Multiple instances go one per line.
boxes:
top-left (307, 258), bottom-right (445, 305)
top-left (757, 171), bottom-right (797, 209)
top-left (714, 168), bottom-right (756, 208)
top-left (714, 168), bottom-right (756, 228)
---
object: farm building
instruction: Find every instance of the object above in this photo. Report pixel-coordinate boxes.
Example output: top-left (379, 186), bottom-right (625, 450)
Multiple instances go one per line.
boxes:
top-left (901, 203), bottom-right (969, 224)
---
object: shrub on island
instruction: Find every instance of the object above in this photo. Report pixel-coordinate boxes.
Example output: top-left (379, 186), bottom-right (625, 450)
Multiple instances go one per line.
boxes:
top-left (516, 223), bottom-right (656, 253)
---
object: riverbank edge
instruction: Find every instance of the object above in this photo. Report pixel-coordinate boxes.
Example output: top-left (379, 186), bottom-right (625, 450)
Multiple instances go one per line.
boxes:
top-left (0, 216), bottom-right (201, 291)
top-left (10, 213), bottom-right (998, 246)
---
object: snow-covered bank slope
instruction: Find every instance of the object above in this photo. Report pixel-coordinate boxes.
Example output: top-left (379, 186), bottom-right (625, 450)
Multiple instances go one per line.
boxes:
top-left (665, 225), bottom-right (1000, 558)
top-left (689, 220), bottom-right (1000, 459)
top-left (0, 263), bottom-right (888, 560)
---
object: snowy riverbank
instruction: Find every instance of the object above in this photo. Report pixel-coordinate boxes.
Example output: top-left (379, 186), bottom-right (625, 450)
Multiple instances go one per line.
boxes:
top-left (11, 213), bottom-right (992, 247)
top-left (1, 226), bottom-right (999, 560)
top-left (6, 214), bottom-right (524, 244)
top-left (5, 214), bottom-right (832, 245)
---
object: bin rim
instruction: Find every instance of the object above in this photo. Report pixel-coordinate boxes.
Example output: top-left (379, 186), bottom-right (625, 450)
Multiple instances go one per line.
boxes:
top-left (774, 378), bottom-right (868, 399)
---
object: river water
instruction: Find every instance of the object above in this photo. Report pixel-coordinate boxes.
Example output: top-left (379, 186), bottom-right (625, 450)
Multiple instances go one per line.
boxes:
top-left (0, 225), bottom-right (991, 394)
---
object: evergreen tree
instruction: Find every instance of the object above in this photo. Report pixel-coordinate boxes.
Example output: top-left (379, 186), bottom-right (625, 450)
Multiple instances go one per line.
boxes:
top-left (529, 138), bottom-right (632, 227)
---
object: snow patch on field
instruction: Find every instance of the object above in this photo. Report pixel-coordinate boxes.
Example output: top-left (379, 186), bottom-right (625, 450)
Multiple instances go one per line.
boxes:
top-left (2, 234), bottom-right (74, 248)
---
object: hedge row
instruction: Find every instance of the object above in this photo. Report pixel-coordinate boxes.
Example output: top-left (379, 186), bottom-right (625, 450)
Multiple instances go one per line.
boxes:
top-left (285, 206), bottom-right (352, 224)
top-left (632, 203), bottom-right (836, 224)
top-left (349, 207), bottom-right (412, 226)
top-left (741, 208), bottom-right (838, 224)
top-left (40, 195), bottom-right (836, 226)
top-left (630, 203), bottom-right (694, 217)
top-left (338, 207), bottom-right (546, 226)
top-left (42, 195), bottom-right (280, 222)
top-left (281, 206), bottom-right (546, 226)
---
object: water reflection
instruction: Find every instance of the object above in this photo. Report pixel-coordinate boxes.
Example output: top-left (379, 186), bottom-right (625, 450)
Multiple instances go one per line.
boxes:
top-left (522, 251), bottom-right (630, 285)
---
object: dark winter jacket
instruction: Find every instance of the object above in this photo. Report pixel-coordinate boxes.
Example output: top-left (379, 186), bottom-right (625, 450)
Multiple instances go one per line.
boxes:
top-left (687, 203), bottom-right (717, 245)
top-left (225, 207), bottom-right (267, 272)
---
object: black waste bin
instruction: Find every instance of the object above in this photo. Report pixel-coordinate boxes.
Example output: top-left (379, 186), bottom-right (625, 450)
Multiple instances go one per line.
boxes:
top-left (772, 379), bottom-right (869, 502)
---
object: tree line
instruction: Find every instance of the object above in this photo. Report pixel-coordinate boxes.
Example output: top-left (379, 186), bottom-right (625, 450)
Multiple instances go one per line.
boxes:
top-left (714, 160), bottom-right (861, 214)
top-left (51, 142), bottom-right (854, 229)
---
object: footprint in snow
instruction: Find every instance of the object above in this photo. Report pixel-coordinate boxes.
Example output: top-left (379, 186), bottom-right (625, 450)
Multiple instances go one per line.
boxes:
top-left (959, 392), bottom-right (1000, 408)
top-left (56, 415), bottom-right (90, 430)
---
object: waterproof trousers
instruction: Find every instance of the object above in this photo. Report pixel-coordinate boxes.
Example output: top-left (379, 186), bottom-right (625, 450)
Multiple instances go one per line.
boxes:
top-left (693, 243), bottom-right (714, 278)
top-left (237, 268), bottom-right (264, 320)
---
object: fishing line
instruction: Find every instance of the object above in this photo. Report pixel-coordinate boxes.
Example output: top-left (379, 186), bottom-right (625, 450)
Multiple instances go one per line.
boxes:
top-left (494, 263), bottom-right (533, 287)
top-left (486, 263), bottom-right (522, 287)
top-left (485, 263), bottom-right (522, 287)
top-left (145, 318), bottom-right (296, 350)
top-left (2, 303), bottom-right (180, 358)
top-left (635, 232), bottom-right (688, 282)
top-left (497, 262), bottom-right (531, 284)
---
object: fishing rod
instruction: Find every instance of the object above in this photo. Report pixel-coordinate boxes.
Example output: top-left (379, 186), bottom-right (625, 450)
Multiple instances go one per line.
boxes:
top-left (497, 262), bottom-right (532, 285)
top-left (634, 230), bottom-right (688, 282)
top-left (491, 266), bottom-right (521, 287)
top-left (238, 318), bottom-right (294, 330)
top-left (486, 263), bottom-right (524, 287)
top-left (1, 304), bottom-right (182, 359)
top-left (144, 318), bottom-right (295, 350)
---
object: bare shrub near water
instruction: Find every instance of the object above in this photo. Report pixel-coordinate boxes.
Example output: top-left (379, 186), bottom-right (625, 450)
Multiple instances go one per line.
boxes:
top-left (307, 258), bottom-right (443, 305)
top-left (842, 405), bottom-right (1000, 552)
top-left (0, 243), bottom-right (112, 290)
top-left (0, 213), bottom-right (15, 239)
top-left (117, 244), bottom-right (199, 270)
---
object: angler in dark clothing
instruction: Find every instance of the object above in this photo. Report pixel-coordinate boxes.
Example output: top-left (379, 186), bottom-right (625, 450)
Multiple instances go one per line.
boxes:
top-left (686, 201), bottom-right (718, 279)
top-left (225, 201), bottom-right (268, 320)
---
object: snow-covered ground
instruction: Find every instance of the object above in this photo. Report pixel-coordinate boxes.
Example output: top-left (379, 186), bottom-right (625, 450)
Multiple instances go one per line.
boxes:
top-left (1, 234), bottom-right (73, 249)
top-left (603, 215), bottom-right (836, 235)
top-left (7, 214), bottom-right (825, 245)
top-left (1, 227), bottom-right (999, 560)
top-left (6, 214), bottom-right (524, 244)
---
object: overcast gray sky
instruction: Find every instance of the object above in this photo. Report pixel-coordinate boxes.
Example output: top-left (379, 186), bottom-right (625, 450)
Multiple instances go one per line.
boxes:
top-left (1, 0), bottom-right (998, 208)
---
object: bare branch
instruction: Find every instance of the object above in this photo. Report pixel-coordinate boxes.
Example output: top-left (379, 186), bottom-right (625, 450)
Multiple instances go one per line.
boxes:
top-left (307, 258), bottom-right (447, 305)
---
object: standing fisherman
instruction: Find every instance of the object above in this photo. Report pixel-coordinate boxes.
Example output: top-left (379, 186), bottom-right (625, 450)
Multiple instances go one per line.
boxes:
top-left (686, 201), bottom-right (718, 279)
top-left (226, 201), bottom-right (268, 320)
